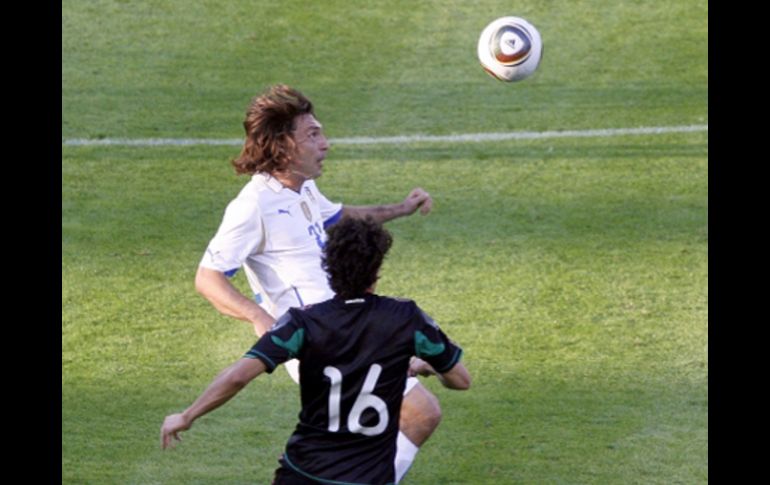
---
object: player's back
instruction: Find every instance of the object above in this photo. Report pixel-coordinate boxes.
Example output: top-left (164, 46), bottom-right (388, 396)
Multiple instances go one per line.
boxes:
top-left (252, 292), bottom-right (462, 484)
top-left (286, 295), bottom-right (417, 482)
top-left (296, 294), bottom-right (418, 399)
top-left (260, 294), bottom-right (413, 484)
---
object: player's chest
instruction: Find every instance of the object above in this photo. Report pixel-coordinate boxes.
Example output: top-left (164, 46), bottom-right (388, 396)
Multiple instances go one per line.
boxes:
top-left (261, 195), bottom-right (325, 250)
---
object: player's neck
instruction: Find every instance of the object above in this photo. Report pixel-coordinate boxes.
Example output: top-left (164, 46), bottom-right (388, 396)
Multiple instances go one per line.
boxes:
top-left (272, 170), bottom-right (305, 193)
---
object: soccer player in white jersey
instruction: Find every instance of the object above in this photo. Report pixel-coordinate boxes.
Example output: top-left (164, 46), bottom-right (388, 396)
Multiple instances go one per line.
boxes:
top-left (195, 85), bottom-right (439, 482)
top-left (162, 217), bottom-right (471, 484)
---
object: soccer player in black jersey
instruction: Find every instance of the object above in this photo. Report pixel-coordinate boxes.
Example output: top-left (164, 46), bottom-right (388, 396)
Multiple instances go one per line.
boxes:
top-left (161, 217), bottom-right (471, 484)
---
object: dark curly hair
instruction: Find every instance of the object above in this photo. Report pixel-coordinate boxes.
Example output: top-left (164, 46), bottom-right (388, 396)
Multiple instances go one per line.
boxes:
top-left (231, 84), bottom-right (315, 175)
top-left (322, 217), bottom-right (393, 299)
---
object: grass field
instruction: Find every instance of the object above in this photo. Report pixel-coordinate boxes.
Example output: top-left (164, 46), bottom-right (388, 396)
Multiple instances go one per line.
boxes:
top-left (62, 1), bottom-right (707, 483)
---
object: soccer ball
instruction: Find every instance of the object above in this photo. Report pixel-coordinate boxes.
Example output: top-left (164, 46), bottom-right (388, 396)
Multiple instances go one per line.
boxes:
top-left (477, 16), bottom-right (543, 82)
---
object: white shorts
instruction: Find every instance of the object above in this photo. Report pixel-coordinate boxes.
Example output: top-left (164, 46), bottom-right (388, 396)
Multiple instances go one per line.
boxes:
top-left (404, 376), bottom-right (420, 395)
top-left (285, 359), bottom-right (301, 384)
top-left (285, 360), bottom-right (421, 397)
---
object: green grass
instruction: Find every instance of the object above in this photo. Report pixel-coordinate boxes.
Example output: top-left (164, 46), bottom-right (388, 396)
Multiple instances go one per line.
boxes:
top-left (62, 0), bottom-right (707, 138)
top-left (63, 0), bottom-right (707, 483)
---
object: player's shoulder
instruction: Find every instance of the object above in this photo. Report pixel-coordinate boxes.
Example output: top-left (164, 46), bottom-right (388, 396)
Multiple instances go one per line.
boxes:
top-left (268, 310), bottom-right (297, 332)
top-left (242, 173), bottom-right (279, 198)
top-left (225, 174), bottom-right (280, 214)
top-left (379, 295), bottom-right (416, 305)
top-left (372, 295), bottom-right (421, 315)
top-left (375, 295), bottom-right (441, 328)
top-left (290, 298), bottom-right (338, 319)
top-left (271, 303), bottom-right (331, 332)
top-left (223, 192), bottom-right (262, 222)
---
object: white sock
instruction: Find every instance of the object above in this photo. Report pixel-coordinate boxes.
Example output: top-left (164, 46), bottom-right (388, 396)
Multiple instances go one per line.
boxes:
top-left (395, 431), bottom-right (420, 483)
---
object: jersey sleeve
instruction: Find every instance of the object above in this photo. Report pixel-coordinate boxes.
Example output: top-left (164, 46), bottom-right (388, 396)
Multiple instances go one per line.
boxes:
top-left (199, 196), bottom-right (264, 275)
top-left (413, 308), bottom-right (464, 374)
top-left (243, 311), bottom-right (306, 373)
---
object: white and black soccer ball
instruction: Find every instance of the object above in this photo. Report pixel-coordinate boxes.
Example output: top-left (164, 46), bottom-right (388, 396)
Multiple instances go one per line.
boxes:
top-left (477, 16), bottom-right (543, 82)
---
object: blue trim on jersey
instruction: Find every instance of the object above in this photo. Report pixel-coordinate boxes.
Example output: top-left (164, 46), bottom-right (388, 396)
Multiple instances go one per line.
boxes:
top-left (292, 286), bottom-right (305, 306)
top-left (224, 268), bottom-right (239, 278)
top-left (243, 349), bottom-right (277, 371)
top-left (323, 208), bottom-right (343, 229)
top-left (283, 454), bottom-right (395, 485)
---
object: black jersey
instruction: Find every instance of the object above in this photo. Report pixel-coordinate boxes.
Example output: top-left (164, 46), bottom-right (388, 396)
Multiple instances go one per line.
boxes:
top-left (245, 294), bottom-right (463, 485)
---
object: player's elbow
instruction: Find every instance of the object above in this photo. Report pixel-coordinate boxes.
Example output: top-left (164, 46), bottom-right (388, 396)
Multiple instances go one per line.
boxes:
top-left (442, 364), bottom-right (471, 390)
top-left (224, 362), bottom-right (260, 389)
top-left (444, 375), bottom-right (471, 390)
top-left (194, 266), bottom-right (207, 291)
top-left (195, 266), bottom-right (217, 297)
top-left (454, 373), bottom-right (471, 390)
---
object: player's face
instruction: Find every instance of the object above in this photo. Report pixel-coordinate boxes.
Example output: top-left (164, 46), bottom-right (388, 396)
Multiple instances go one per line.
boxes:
top-left (290, 114), bottom-right (329, 180)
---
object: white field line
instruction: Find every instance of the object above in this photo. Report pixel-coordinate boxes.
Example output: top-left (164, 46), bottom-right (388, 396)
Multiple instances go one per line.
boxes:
top-left (62, 124), bottom-right (707, 147)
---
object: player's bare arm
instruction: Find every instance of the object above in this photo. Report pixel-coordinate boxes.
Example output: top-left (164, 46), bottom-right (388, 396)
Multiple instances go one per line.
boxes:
top-left (160, 357), bottom-right (267, 450)
top-left (410, 357), bottom-right (471, 390)
top-left (195, 267), bottom-right (275, 336)
top-left (438, 363), bottom-right (471, 390)
top-left (342, 188), bottom-right (433, 224)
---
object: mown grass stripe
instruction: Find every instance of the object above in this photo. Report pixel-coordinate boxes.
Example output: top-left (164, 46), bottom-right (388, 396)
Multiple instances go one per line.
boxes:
top-left (62, 124), bottom-right (708, 147)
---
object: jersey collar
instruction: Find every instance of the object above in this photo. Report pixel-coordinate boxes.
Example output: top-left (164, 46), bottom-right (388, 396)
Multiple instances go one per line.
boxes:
top-left (254, 172), bottom-right (306, 194)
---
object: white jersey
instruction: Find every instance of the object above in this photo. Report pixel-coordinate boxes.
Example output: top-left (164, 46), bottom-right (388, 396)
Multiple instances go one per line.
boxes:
top-left (200, 173), bottom-right (343, 318)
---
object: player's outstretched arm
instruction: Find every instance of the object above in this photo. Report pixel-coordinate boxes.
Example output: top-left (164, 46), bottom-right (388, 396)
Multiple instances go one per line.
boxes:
top-left (342, 188), bottom-right (432, 224)
top-left (160, 358), bottom-right (267, 450)
top-left (195, 266), bottom-right (275, 336)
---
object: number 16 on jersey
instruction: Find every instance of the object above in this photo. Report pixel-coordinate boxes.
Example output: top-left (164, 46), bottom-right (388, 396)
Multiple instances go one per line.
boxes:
top-left (323, 364), bottom-right (388, 436)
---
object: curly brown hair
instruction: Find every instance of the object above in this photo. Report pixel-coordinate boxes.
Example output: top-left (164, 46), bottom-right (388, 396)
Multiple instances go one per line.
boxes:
top-left (231, 85), bottom-right (315, 175)
top-left (322, 217), bottom-right (393, 299)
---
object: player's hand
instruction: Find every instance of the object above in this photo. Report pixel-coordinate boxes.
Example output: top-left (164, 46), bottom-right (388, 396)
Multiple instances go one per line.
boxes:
top-left (161, 413), bottom-right (191, 450)
top-left (403, 188), bottom-right (432, 216)
top-left (409, 357), bottom-right (437, 377)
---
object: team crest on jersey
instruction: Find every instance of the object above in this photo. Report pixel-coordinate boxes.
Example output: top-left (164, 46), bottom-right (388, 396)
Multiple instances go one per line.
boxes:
top-left (304, 187), bottom-right (316, 203)
top-left (300, 201), bottom-right (312, 222)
